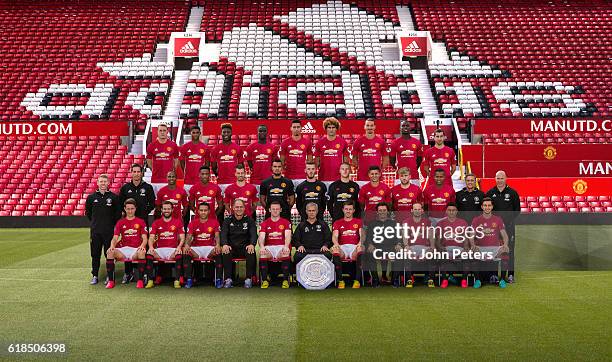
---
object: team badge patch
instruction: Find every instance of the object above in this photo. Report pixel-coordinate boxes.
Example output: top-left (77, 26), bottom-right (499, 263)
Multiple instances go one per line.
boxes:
top-left (315, 186), bottom-right (321, 191)
top-left (279, 224), bottom-right (285, 230)
top-left (572, 179), bottom-right (587, 195)
top-left (170, 225), bottom-right (176, 231)
top-left (378, 190), bottom-right (384, 195)
top-left (409, 192), bottom-right (414, 197)
top-left (135, 224), bottom-right (140, 229)
top-left (281, 182), bottom-right (286, 187)
top-left (246, 191), bottom-right (250, 195)
top-left (300, 144), bottom-right (306, 149)
top-left (353, 224), bottom-right (359, 229)
top-left (543, 145), bottom-right (557, 160)
top-left (444, 152), bottom-right (449, 157)
top-left (167, 147), bottom-right (172, 151)
top-left (231, 149), bottom-right (236, 155)
top-left (208, 227), bottom-right (213, 232)
top-left (209, 190), bottom-right (214, 195)
top-left (200, 148), bottom-right (205, 154)
top-left (412, 144), bottom-right (416, 149)
top-left (176, 193), bottom-right (181, 198)
top-left (349, 188), bottom-right (354, 193)
top-left (335, 143), bottom-right (340, 149)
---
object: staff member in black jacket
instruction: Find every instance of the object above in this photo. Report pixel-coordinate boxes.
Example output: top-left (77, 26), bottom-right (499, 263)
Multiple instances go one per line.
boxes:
top-left (486, 170), bottom-right (521, 283)
top-left (364, 202), bottom-right (402, 287)
top-left (220, 199), bottom-right (258, 288)
top-left (455, 173), bottom-right (486, 223)
top-left (85, 174), bottom-right (121, 285)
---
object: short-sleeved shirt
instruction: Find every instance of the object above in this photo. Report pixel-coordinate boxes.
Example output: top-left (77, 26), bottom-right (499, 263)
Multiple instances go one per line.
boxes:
top-left (437, 217), bottom-right (469, 248)
top-left (260, 176), bottom-right (295, 220)
top-left (402, 216), bottom-right (432, 246)
top-left (187, 218), bottom-right (220, 247)
top-left (180, 141), bottom-right (208, 185)
top-left (223, 183), bottom-right (259, 216)
top-left (189, 182), bottom-right (222, 219)
top-left (210, 142), bottom-right (244, 184)
top-left (472, 215), bottom-right (506, 247)
top-left (314, 136), bottom-right (348, 181)
top-left (423, 184), bottom-right (456, 218)
top-left (151, 217), bottom-right (184, 248)
top-left (390, 137), bottom-right (423, 178)
top-left (423, 145), bottom-right (456, 185)
top-left (391, 183), bottom-right (423, 211)
top-left (156, 185), bottom-right (188, 219)
top-left (260, 217), bottom-right (291, 246)
top-left (280, 137), bottom-right (312, 179)
top-left (352, 135), bottom-right (388, 181)
top-left (358, 182), bottom-right (391, 212)
top-left (333, 218), bottom-right (362, 245)
top-left (114, 217), bottom-right (146, 248)
top-left (245, 142), bottom-right (279, 185)
top-left (146, 139), bottom-right (180, 183)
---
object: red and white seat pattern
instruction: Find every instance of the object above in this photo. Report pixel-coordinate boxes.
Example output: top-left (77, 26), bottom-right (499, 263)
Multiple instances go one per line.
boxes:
top-left (521, 195), bottom-right (612, 213)
top-left (482, 132), bottom-right (612, 144)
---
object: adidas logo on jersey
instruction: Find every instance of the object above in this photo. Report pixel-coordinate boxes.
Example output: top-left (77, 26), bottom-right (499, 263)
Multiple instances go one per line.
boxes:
top-left (179, 41), bottom-right (197, 54)
top-left (404, 40), bottom-right (421, 53)
top-left (300, 122), bottom-right (316, 134)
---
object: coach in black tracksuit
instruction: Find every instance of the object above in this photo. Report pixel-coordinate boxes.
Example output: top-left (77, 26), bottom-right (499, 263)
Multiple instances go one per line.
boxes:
top-left (486, 171), bottom-right (521, 281)
top-left (220, 200), bottom-right (258, 282)
top-left (118, 163), bottom-right (155, 226)
top-left (85, 175), bottom-right (121, 284)
top-left (456, 173), bottom-right (486, 223)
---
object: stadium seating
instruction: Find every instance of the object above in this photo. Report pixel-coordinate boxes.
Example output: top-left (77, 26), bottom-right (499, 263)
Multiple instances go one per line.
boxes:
top-left (520, 195), bottom-right (612, 213)
top-left (482, 132), bottom-right (612, 144)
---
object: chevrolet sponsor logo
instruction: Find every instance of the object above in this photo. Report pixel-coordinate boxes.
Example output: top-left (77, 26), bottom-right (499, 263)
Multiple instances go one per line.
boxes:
top-left (160, 231), bottom-right (174, 237)
top-left (188, 154), bottom-right (202, 160)
top-left (268, 231), bottom-right (282, 238)
top-left (323, 149), bottom-right (338, 155)
top-left (197, 233), bottom-right (211, 239)
top-left (305, 192), bottom-right (318, 198)
top-left (270, 188), bottom-right (283, 194)
top-left (370, 196), bottom-right (382, 202)
top-left (400, 149), bottom-right (414, 156)
top-left (343, 230), bottom-right (357, 236)
top-left (337, 193), bottom-right (351, 199)
top-left (220, 155), bottom-right (234, 161)
top-left (156, 152), bottom-right (170, 158)
top-left (398, 198), bottom-right (410, 203)
top-left (362, 148), bottom-right (376, 154)
top-left (433, 158), bottom-right (446, 164)
top-left (289, 149), bottom-right (303, 155)
top-left (432, 197), bottom-right (446, 203)
top-left (255, 154), bottom-right (268, 160)
top-left (124, 229), bottom-right (137, 235)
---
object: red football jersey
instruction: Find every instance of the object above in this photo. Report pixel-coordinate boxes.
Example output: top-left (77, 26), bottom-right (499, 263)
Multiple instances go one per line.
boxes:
top-left (437, 217), bottom-right (469, 248)
top-left (223, 183), bottom-right (259, 216)
top-left (423, 145), bottom-right (456, 185)
top-left (471, 215), bottom-right (506, 247)
top-left (245, 142), bottom-right (279, 184)
top-left (146, 139), bottom-right (179, 183)
top-left (187, 218), bottom-right (220, 247)
top-left (352, 135), bottom-right (388, 181)
top-left (189, 182), bottom-right (222, 219)
top-left (423, 184), bottom-right (456, 218)
top-left (314, 136), bottom-right (348, 181)
top-left (260, 217), bottom-right (291, 246)
top-left (390, 183), bottom-right (423, 211)
top-left (280, 137), bottom-right (312, 179)
top-left (333, 218), bottom-right (362, 245)
top-left (402, 216), bottom-right (432, 246)
top-left (151, 217), bottom-right (184, 248)
top-left (358, 182), bottom-right (391, 212)
top-left (181, 141), bottom-right (208, 185)
top-left (114, 217), bottom-right (146, 248)
top-left (210, 142), bottom-right (244, 184)
top-left (390, 137), bottom-right (423, 178)
top-left (156, 185), bottom-right (188, 219)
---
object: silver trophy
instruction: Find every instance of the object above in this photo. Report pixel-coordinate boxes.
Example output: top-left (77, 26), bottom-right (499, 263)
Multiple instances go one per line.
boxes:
top-left (296, 254), bottom-right (335, 290)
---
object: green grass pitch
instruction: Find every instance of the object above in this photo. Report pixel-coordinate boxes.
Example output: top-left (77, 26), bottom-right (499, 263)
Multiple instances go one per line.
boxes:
top-left (0, 226), bottom-right (610, 361)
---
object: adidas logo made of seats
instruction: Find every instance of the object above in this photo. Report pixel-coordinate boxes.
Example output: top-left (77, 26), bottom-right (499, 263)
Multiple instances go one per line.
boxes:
top-left (300, 122), bottom-right (316, 134)
top-left (404, 40), bottom-right (421, 53)
top-left (179, 41), bottom-right (197, 54)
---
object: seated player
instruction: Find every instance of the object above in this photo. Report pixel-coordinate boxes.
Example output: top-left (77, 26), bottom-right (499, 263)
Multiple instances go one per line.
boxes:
top-left (105, 199), bottom-right (148, 289)
top-left (183, 202), bottom-right (222, 289)
top-left (364, 202), bottom-right (402, 287)
top-left (144, 201), bottom-right (185, 289)
top-left (220, 199), bottom-right (258, 288)
top-left (435, 203), bottom-right (470, 288)
top-left (470, 197), bottom-right (510, 289)
top-left (331, 201), bottom-right (364, 289)
top-left (258, 201), bottom-right (292, 289)
top-left (402, 203), bottom-right (436, 288)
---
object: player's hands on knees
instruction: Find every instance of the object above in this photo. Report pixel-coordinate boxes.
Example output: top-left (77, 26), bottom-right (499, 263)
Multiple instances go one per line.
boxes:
top-left (320, 245), bottom-right (329, 253)
top-left (183, 245), bottom-right (191, 254)
top-left (147, 249), bottom-right (155, 255)
top-left (367, 244), bottom-right (375, 253)
top-left (214, 245), bottom-right (222, 255)
top-left (137, 246), bottom-right (146, 253)
top-left (395, 243), bottom-right (403, 252)
top-left (246, 245), bottom-right (255, 254)
top-left (222, 245), bottom-right (232, 254)
top-left (499, 245), bottom-right (509, 254)
top-left (297, 246), bottom-right (305, 253)
top-left (331, 245), bottom-right (340, 252)
top-left (175, 247), bottom-right (183, 255)
top-left (282, 246), bottom-right (290, 254)
top-left (107, 247), bottom-right (115, 255)
top-left (356, 244), bottom-right (363, 253)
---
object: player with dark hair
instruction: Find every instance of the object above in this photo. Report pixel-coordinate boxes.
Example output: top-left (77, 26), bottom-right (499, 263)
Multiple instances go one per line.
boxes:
top-left (155, 170), bottom-right (188, 222)
top-left (258, 201), bottom-right (293, 289)
top-left (352, 118), bottom-right (388, 185)
top-left (390, 120), bottom-right (423, 185)
top-left (220, 199), bottom-right (258, 288)
top-left (435, 203), bottom-right (470, 288)
top-left (358, 165), bottom-right (391, 223)
top-left (180, 125), bottom-right (209, 190)
top-left (423, 128), bottom-right (456, 187)
top-left (364, 202), bottom-right (402, 287)
top-left (188, 166), bottom-right (223, 221)
top-left (260, 159), bottom-right (295, 221)
top-left (327, 163), bottom-right (361, 222)
top-left (332, 200), bottom-right (364, 289)
top-left (280, 120), bottom-right (313, 188)
top-left (146, 123), bottom-right (180, 191)
top-left (295, 161), bottom-right (327, 221)
top-left (423, 168), bottom-right (456, 226)
top-left (402, 202), bottom-right (436, 288)
top-left (246, 124), bottom-right (279, 188)
top-left (223, 164), bottom-right (259, 219)
top-left (456, 173), bottom-right (485, 223)
top-left (210, 123), bottom-right (244, 192)
top-left (315, 117), bottom-right (349, 185)
top-left (183, 202), bottom-right (222, 289)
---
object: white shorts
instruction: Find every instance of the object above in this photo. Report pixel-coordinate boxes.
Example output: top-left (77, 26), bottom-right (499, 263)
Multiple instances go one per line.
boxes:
top-left (340, 244), bottom-right (358, 260)
top-left (476, 246), bottom-right (502, 261)
top-left (291, 179), bottom-right (306, 189)
top-left (393, 179), bottom-right (421, 187)
top-left (263, 245), bottom-right (286, 260)
top-left (116, 247), bottom-right (138, 260)
top-left (155, 247), bottom-right (176, 260)
top-left (191, 246), bottom-right (215, 258)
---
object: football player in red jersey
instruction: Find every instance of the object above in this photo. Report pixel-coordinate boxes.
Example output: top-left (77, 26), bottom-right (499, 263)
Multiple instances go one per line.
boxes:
top-left (223, 164), bottom-right (259, 219)
top-left (390, 167), bottom-right (423, 220)
top-left (314, 117), bottom-right (349, 185)
top-left (470, 198), bottom-right (509, 288)
top-left (352, 119), bottom-right (389, 185)
top-left (188, 166), bottom-right (223, 221)
top-left (435, 204), bottom-right (470, 288)
top-left (402, 202), bottom-right (436, 288)
top-left (180, 125), bottom-right (209, 191)
top-left (155, 171), bottom-right (188, 222)
top-left (145, 201), bottom-right (185, 289)
top-left (246, 124), bottom-right (279, 190)
top-left (183, 202), bottom-right (222, 289)
top-left (358, 166), bottom-right (391, 222)
top-left (423, 129), bottom-right (456, 187)
top-left (258, 201), bottom-right (293, 289)
top-left (280, 120), bottom-right (313, 188)
top-left (332, 201), bottom-right (364, 289)
top-left (390, 120), bottom-right (423, 186)
top-left (105, 199), bottom-right (148, 289)
top-left (423, 169), bottom-right (456, 226)
top-left (146, 123), bottom-right (180, 191)
top-left (210, 123), bottom-right (244, 192)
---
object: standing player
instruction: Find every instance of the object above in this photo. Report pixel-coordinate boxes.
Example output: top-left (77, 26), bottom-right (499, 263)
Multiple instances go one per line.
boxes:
top-left (470, 197), bottom-right (510, 288)
top-left (210, 123), bottom-right (244, 192)
top-left (146, 123), bottom-right (180, 191)
top-left (155, 171), bottom-right (188, 222)
top-left (402, 203), bottom-right (436, 288)
top-left (435, 204), bottom-right (470, 289)
top-left (390, 167), bottom-right (423, 220)
top-left (314, 117), bottom-right (349, 185)
top-left (456, 173), bottom-right (485, 223)
top-left (260, 159), bottom-right (295, 221)
top-left (223, 165), bottom-right (259, 219)
top-left (188, 166), bottom-right (223, 221)
top-left (144, 201), bottom-right (185, 289)
top-left (327, 163), bottom-right (361, 222)
top-left (423, 169), bottom-right (456, 225)
top-left (423, 129), bottom-right (456, 187)
top-left (85, 174), bottom-right (121, 285)
top-left (390, 120), bottom-right (423, 185)
top-left (358, 166), bottom-right (391, 222)
top-left (258, 202), bottom-right (293, 289)
top-left (352, 119), bottom-right (389, 185)
top-left (295, 161), bottom-right (327, 221)
top-left (183, 202), bottom-right (222, 289)
top-left (105, 199), bottom-right (148, 289)
top-left (220, 199), bottom-right (258, 288)
top-left (280, 120), bottom-right (313, 188)
top-left (180, 125), bottom-right (209, 191)
top-left (332, 201), bottom-right (364, 289)
top-left (245, 124), bottom-right (279, 191)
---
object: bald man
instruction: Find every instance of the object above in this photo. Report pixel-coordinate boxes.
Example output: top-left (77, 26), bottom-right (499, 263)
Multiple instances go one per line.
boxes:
top-left (485, 171), bottom-right (520, 283)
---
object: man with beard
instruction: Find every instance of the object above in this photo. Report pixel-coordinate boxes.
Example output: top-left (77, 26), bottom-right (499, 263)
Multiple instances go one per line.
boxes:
top-left (295, 162), bottom-right (327, 221)
top-left (260, 159), bottom-right (295, 221)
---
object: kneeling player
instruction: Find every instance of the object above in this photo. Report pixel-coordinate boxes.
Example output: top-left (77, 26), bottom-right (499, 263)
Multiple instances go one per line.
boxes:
top-left (258, 201), bottom-right (292, 288)
top-left (183, 202), bottom-right (222, 288)
top-left (402, 203), bottom-right (436, 288)
top-left (105, 199), bottom-right (148, 289)
top-left (435, 204), bottom-right (470, 288)
top-left (145, 201), bottom-right (185, 288)
top-left (332, 201), bottom-right (364, 289)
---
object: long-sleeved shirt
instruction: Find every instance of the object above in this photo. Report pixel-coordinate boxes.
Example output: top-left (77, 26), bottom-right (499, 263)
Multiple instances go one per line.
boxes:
top-left (220, 214), bottom-right (258, 246)
top-left (292, 219), bottom-right (332, 250)
top-left (85, 190), bottom-right (121, 234)
top-left (118, 181), bottom-right (155, 223)
top-left (295, 179), bottom-right (327, 220)
top-left (327, 179), bottom-right (361, 221)
top-left (485, 185), bottom-right (521, 226)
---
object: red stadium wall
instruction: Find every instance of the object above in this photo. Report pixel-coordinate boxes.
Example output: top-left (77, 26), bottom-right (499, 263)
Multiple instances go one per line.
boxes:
top-left (463, 144), bottom-right (611, 162)
top-left (479, 177), bottom-right (611, 197)
top-left (469, 160), bottom-right (611, 178)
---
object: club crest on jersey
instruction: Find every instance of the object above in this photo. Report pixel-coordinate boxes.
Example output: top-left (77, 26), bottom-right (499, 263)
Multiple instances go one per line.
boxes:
top-left (300, 144), bottom-right (305, 149)
top-left (444, 192), bottom-right (449, 197)
top-left (335, 143), bottom-right (340, 149)
top-left (170, 225), bottom-right (176, 231)
top-left (281, 182), bottom-right (286, 188)
top-left (176, 193), bottom-right (181, 198)
top-left (378, 190), bottom-right (384, 195)
top-left (231, 149), bottom-right (237, 155)
top-left (315, 186), bottom-right (321, 191)
top-left (207, 227), bottom-right (213, 232)
top-left (209, 190), bottom-right (214, 195)
top-left (279, 224), bottom-right (285, 230)
top-left (349, 188), bottom-right (354, 193)
top-left (409, 192), bottom-right (414, 197)
top-left (167, 147), bottom-right (172, 152)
